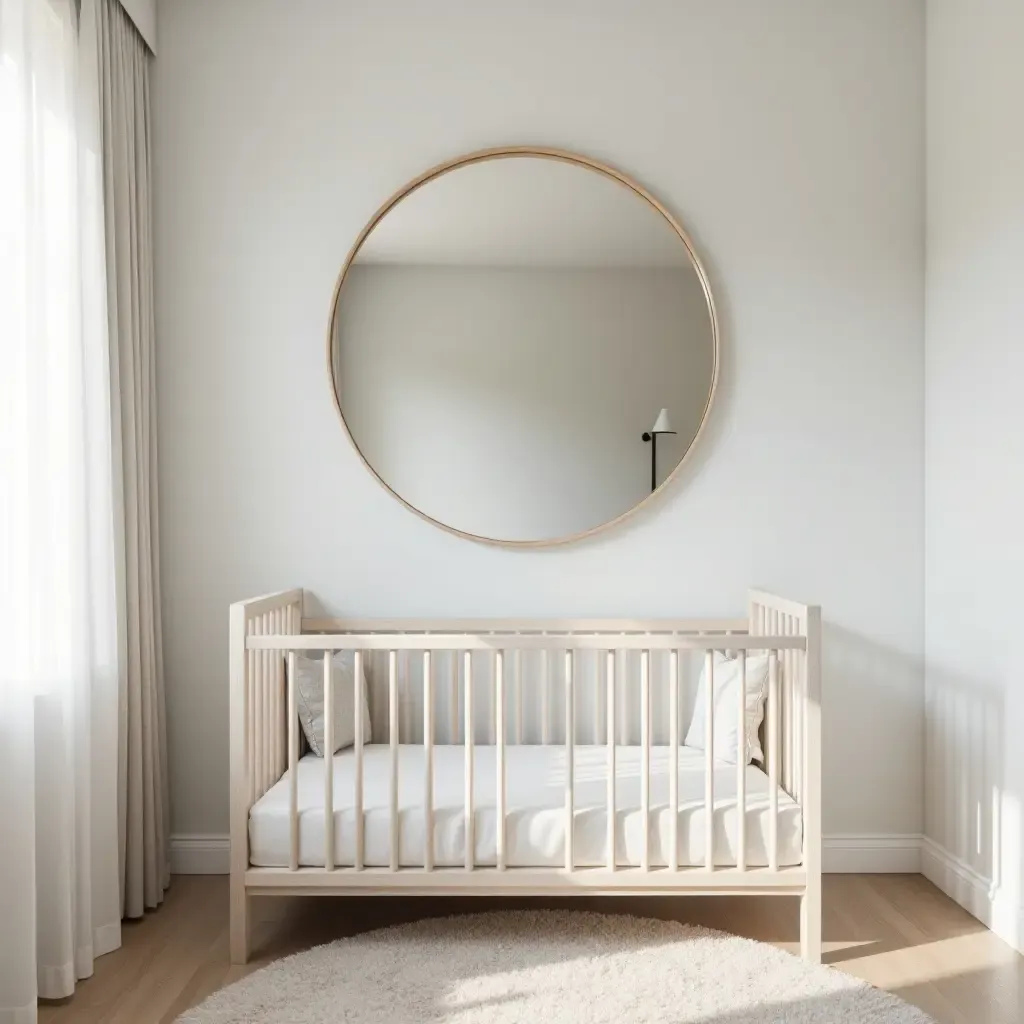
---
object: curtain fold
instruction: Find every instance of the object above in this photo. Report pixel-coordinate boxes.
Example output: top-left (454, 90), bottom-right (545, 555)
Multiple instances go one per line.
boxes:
top-left (0, 0), bottom-right (122, 1017)
top-left (86, 0), bottom-right (169, 918)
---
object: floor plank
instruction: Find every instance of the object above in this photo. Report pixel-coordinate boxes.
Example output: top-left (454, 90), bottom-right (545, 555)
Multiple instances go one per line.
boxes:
top-left (36, 874), bottom-right (1024, 1024)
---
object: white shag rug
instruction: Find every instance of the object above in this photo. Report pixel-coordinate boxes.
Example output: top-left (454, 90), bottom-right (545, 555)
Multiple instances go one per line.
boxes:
top-left (181, 911), bottom-right (934, 1023)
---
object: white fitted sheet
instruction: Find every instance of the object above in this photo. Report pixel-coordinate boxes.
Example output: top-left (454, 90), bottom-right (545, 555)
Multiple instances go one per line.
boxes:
top-left (249, 745), bottom-right (802, 869)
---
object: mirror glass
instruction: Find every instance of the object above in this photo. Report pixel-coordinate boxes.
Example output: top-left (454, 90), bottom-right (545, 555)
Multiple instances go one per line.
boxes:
top-left (330, 152), bottom-right (717, 544)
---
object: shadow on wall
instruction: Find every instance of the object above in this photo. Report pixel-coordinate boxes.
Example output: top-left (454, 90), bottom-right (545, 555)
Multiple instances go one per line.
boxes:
top-left (820, 624), bottom-right (924, 839)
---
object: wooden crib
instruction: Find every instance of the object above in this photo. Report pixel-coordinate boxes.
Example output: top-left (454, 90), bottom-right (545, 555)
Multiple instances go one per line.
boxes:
top-left (229, 589), bottom-right (821, 963)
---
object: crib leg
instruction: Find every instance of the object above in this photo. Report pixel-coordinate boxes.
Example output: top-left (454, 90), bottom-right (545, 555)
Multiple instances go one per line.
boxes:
top-left (230, 880), bottom-right (252, 964)
top-left (800, 883), bottom-right (822, 963)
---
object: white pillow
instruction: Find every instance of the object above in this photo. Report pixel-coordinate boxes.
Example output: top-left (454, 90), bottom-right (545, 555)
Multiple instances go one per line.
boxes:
top-left (291, 651), bottom-right (371, 756)
top-left (684, 651), bottom-right (769, 765)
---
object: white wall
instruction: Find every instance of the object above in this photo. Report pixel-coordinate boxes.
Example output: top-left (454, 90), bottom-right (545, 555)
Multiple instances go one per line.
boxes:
top-left (336, 264), bottom-right (712, 541)
top-left (154, 0), bottom-right (925, 846)
top-left (924, 0), bottom-right (1024, 949)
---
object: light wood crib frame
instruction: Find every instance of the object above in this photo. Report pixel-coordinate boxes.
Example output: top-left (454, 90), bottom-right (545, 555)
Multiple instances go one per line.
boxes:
top-left (229, 588), bottom-right (821, 964)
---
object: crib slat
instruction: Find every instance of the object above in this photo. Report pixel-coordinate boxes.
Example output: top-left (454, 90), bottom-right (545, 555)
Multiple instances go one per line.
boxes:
top-left (389, 650), bottom-right (399, 872)
top-left (776, 614), bottom-right (784, 795)
top-left (487, 641), bottom-right (496, 746)
top-left (606, 649), bottom-right (616, 871)
top-left (789, 614), bottom-right (796, 798)
top-left (768, 648), bottom-right (780, 872)
top-left (772, 611), bottom-right (783, 796)
top-left (256, 615), bottom-right (264, 795)
top-left (278, 609), bottom-right (287, 778)
top-left (541, 646), bottom-right (551, 744)
top-left (323, 650), bottom-right (335, 871)
top-left (253, 616), bottom-right (264, 798)
top-left (265, 612), bottom-right (273, 790)
top-left (704, 650), bottom-right (715, 872)
top-left (594, 648), bottom-right (603, 745)
top-left (266, 613), bottom-right (275, 792)
top-left (787, 615), bottom-right (796, 802)
top-left (247, 626), bottom-right (255, 805)
top-left (353, 649), bottom-right (364, 870)
top-left (617, 648), bottom-right (628, 744)
top-left (278, 609), bottom-right (288, 779)
top-left (736, 649), bottom-right (748, 872)
top-left (496, 650), bottom-right (506, 871)
top-left (449, 651), bottom-right (459, 744)
top-left (514, 649), bottom-right (523, 745)
top-left (779, 614), bottom-right (787, 795)
top-left (246, 620), bottom-right (255, 805)
top-left (423, 650), bottom-right (433, 871)
top-left (789, 615), bottom-right (799, 802)
top-left (669, 649), bottom-right (679, 871)
top-left (464, 651), bottom-right (474, 870)
top-left (287, 651), bottom-right (299, 872)
top-left (277, 609), bottom-right (287, 778)
top-left (269, 610), bottom-right (278, 784)
top-left (264, 613), bottom-right (273, 793)
top-left (401, 650), bottom-right (412, 743)
top-left (795, 616), bottom-right (804, 805)
top-left (640, 649), bottom-right (651, 872)
top-left (564, 650), bottom-right (574, 872)
top-left (794, 610), bottom-right (802, 802)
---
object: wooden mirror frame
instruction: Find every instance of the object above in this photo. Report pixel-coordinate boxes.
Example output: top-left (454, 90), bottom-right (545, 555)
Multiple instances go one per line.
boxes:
top-left (326, 146), bottom-right (720, 547)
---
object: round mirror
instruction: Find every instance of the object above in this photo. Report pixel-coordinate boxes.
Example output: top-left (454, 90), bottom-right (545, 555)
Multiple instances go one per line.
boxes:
top-left (328, 148), bottom-right (718, 545)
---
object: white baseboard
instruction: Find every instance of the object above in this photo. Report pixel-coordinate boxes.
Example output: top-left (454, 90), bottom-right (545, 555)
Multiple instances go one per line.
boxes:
top-left (170, 833), bottom-right (923, 877)
top-left (821, 833), bottom-right (922, 873)
top-left (921, 837), bottom-right (1023, 954)
top-left (170, 834), bottom-right (231, 875)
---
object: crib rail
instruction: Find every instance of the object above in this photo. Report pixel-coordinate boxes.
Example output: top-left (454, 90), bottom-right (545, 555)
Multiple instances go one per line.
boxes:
top-left (240, 634), bottom-right (808, 877)
top-left (229, 588), bottom-right (821, 965)
top-left (248, 633), bottom-right (806, 651)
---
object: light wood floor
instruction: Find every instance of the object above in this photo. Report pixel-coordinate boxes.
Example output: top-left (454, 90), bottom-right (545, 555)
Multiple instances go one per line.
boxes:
top-left (37, 874), bottom-right (1024, 1023)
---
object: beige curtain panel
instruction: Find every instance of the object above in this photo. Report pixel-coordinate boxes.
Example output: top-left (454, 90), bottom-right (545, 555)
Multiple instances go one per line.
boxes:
top-left (90, 0), bottom-right (170, 918)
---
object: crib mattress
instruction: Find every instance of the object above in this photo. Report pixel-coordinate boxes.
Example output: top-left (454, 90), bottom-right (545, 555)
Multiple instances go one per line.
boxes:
top-left (248, 744), bottom-right (802, 869)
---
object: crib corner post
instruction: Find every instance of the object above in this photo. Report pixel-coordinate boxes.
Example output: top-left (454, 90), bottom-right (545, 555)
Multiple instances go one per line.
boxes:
top-left (801, 602), bottom-right (822, 963)
top-left (800, 880), bottom-right (822, 964)
top-left (230, 881), bottom-right (252, 965)
top-left (229, 599), bottom-right (251, 964)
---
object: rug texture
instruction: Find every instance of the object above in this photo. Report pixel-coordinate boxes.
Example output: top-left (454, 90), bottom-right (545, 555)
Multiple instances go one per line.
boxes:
top-left (180, 910), bottom-right (934, 1023)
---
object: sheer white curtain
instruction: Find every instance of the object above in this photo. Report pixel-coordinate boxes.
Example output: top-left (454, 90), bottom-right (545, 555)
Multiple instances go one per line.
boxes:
top-left (0, 0), bottom-right (122, 1019)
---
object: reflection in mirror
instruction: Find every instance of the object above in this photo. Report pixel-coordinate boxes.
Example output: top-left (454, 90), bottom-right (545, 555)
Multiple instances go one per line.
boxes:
top-left (330, 152), bottom-right (717, 544)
